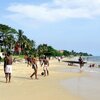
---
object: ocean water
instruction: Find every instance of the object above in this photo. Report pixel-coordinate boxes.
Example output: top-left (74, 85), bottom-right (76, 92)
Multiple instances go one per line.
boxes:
top-left (82, 56), bottom-right (100, 73)
top-left (68, 56), bottom-right (100, 73)
top-left (63, 56), bottom-right (100, 73)
top-left (83, 56), bottom-right (100, 63)
top-left (61, 56), bottom-right (100, 100)
top-left (64, 66), bottom-right (100, 74)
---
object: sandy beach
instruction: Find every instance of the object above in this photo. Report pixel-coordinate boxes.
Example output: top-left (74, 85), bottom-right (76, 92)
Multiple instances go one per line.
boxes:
top-left (0, 58), bottom-right (100, 100)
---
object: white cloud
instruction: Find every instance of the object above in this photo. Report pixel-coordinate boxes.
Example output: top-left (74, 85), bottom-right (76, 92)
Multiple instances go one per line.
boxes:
top-left (6, 0), bottom-right (100, 22)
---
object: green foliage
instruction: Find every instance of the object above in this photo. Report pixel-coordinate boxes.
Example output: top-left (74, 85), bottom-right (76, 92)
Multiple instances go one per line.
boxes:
top-left (0, 23), bottom-right (92, 57)
top-left (37, 44), bottom-right (63, 57)
top-left (0, 24), bottom-right (36, 55)
top-left (63, 50), bottom-right (70, 56)
top-left (63, 50), bottom-right (92, 57)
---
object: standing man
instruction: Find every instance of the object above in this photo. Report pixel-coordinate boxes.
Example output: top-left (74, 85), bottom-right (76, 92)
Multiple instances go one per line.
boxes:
top-left (5, 52), bottom-right (13, 83)
top-left (43, 56), bottom-right (49, 76)
top-left (78, 56), bottom-right (83, 72)
top-left (4, 53), bottom-right (7, 76)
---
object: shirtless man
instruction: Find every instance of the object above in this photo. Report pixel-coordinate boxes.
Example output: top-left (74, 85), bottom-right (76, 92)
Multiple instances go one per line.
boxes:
top-left (5, 52), bottom-right (12, 83)
top-left (78, 56), bottom-right (83, 68)
top-left (78, 56), bottom-right (83, 72)
top-left (30, 57), bottom-right (38, 79)
top-left (43, 57), bottom-right (49, 76)
top-left (4, 53), bottom-right (7, 76)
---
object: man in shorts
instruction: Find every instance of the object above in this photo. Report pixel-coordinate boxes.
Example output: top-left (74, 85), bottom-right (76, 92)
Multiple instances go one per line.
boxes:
top-left (78, 56), bottom-right (83, 72)
top-left (43, 56), bottom-right (49, 76)
top-left (5, 52), bottom-right (12, 83)
top-left (30, 57), bottom-right (38, 79)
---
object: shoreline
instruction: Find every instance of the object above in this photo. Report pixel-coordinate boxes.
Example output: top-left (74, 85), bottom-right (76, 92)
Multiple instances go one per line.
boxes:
top-left (0, 58), bottom-right (98, 100)
top-left (61, 72), bottom-right (100, 100)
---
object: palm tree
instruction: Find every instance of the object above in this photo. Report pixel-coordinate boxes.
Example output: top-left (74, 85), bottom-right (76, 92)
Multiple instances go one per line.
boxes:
top-left (16, 30), bottom-right (36, 54)
top-left (17, 29), bottom-right (24, 43)
top-left (0, 24), bottom-right (36, 55)
top-left (0, 24), bottom-right (17, 52)
top-left (37, 44), bottom-right (48, 57)
top-left (3, 34), bottom-right (15, 50)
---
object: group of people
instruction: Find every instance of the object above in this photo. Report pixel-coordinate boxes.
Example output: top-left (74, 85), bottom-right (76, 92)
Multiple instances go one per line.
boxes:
top-left (2, 52), bottom-right (50, 83)
top-left (2, 53), bottom-right (86, 83)
top-left (25, 55), bottom-right (49, 80)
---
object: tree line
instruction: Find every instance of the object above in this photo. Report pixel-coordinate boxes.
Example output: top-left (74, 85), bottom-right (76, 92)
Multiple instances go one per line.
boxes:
top-left (0, 24), bottom-right (92, 57)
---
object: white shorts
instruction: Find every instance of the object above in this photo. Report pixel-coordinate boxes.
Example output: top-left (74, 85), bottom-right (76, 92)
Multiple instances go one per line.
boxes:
top-left (5, 65), bottom-right (12, 73)
top-left (43, 65), bottom-right (48, 70)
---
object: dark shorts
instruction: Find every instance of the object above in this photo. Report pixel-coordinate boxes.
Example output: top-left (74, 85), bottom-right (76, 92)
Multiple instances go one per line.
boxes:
top-left (32, 64), bottom-right (37, 69)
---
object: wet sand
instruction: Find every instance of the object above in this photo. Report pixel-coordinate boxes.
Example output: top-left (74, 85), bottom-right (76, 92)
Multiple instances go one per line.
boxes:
top-left (61, 70), bottom-right (100, 100)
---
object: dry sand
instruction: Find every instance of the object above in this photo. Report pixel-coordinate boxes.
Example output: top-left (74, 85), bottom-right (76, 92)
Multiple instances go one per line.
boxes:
top-left (0, 58), bottom-right (86, 100)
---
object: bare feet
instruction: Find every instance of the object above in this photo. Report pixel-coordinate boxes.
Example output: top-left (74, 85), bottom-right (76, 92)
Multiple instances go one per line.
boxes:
top-left (35, 78), bottom-right (39, 80)
top-left (30, 76), bottom-right (33, 79)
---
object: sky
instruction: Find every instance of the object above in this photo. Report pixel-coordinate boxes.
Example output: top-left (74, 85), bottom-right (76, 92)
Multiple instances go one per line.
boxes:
top-left (0, 0), bottom-right (100, 56)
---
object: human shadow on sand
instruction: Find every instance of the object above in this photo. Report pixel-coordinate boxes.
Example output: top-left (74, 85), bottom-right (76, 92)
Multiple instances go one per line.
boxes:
top-left (0, 80), bottom-right (6, 83)
top-left (13, 76), bottom-right (30, 80)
